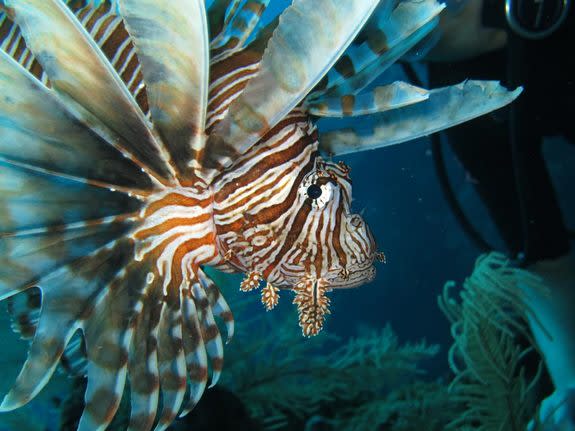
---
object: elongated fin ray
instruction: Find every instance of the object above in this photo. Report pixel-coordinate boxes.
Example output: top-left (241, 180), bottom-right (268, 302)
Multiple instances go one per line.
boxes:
top-left (155, 293), bottom-right (187, 431)
top-left (191, 281), bottom-right (224, 387)
top-left (0, 221), bottom-right (134, 302)
top-left (208, 0), bottom-right (244, 42)
top-left (0, 239), bottom-right (134, 412)
top-left (0, 50), bottom-right (153, 192)
top-left (119, 0), bottom-right (209, 179)
top-left (77, 253), bottom-right (151, 431)
top-left (306, 82), bottom-right (429, 118)
top-left (211, 0), bottom-right (271, 51)
top-left (179, 286), bottom-right (208, 416)
top-left (4, 0), bottom-right (175, 184)
top-left (0, 162), bottom-right (140, 236)
top-left (127, 290), bottom-right (161, 431)
top-left (319, 81), bottom-right (522, 155)
top-left (202, 0), bottom-right (381, 179)
top-left (198, 268), bottom-right (234, 341)
top-left (309, 0), bottom-right (444, 100)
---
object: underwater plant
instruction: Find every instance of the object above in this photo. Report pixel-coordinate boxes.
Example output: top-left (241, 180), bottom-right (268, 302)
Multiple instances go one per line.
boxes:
top-left (0, 0), bottom-right (521, 429)
top-left (438, 252), bottom-right (546, 431)
top-left (218, 297), bottom-right (446, 431)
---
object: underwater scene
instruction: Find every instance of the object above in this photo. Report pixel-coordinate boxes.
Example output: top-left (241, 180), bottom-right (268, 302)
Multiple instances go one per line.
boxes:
top-left (0, 0), bottom-right (574, 430)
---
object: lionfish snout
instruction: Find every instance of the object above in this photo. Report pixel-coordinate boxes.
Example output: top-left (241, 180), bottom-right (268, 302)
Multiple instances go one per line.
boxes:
top-left (327, 212), bottom-right (378, 289)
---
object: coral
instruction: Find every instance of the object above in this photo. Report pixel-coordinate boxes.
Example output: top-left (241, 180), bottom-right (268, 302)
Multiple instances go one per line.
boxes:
top-left (438, 252), bottom-right (547, 431)
top-left (220, 291), bottom-right (443, 430)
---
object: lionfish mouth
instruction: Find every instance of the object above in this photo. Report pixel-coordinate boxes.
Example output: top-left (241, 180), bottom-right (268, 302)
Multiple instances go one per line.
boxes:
top-left (326, 263), bottom-right (377, 289)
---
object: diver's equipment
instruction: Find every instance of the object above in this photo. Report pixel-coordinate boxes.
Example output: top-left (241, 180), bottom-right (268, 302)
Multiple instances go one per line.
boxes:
top-left (401, 62), bottom-right (494, 252)
top-left (402, 61), bottom-right (574, 262)
top-left (505, 0), bottom-right (572, 39)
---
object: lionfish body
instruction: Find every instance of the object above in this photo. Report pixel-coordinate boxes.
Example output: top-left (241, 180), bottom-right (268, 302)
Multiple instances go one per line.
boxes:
top-left (0, 0), bottom-right (520, 429)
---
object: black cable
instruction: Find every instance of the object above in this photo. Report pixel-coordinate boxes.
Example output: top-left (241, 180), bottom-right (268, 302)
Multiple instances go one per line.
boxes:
top-left (400, 63), bottom-right (575, 252)
top-left (401, 62), bottom-right (493, 252)
top-left (431, 134), bottom-right (493, 252)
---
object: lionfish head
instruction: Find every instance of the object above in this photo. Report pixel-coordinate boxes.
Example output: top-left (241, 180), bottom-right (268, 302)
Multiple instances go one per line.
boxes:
top-left (225, 148), bottom-right (380, 337)
top-left (271, 156), bottom-right (379, 336)
top-left (291, 157), bottom-right (377, 289)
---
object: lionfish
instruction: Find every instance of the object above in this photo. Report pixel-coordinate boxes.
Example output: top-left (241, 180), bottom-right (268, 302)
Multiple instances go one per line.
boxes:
top-left (0, 0), bottom-right (519, 429)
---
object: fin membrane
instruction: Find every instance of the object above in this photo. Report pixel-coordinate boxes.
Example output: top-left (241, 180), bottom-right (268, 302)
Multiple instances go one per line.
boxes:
top-left (319, 81), bottom-right (523, 155)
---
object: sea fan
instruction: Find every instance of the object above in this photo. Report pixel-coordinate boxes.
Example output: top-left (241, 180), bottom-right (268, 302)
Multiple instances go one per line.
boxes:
top-left (438, 252), bottom-right (547, 431)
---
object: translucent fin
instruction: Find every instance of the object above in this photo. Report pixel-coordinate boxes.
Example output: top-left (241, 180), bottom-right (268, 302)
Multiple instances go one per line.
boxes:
top-left (208, 0), bottom-right (244, 42)
top-left (191, 281), bottom-right (224, 387)
top-left (154, 292), bottom-right (187, 431)
top-left (0, 239), bottom-right (134, 412)
top-left (0, 11), bottom-right (44, 82)
top-left (179, 286), bottom-right (208, 416)
top-left (77, 252), bottom-right (151, 431)
top-left (306, 81), bottom-right (429, 117)
top-left (5, 288), bottom-right (41, 341)
top-left (0, 161), bottom-right (140, 236)
top-left (2, 2), bottom-right (149, 115)
top-left (4, 0), bottom-right (175, 184)
top-left (319, 81), bottom-right (523, 156)
top-left (202, 0), bottom-right (381, 179)
top-left (60, 334), bottom-right (88, 377)
top-left (127, 290), bottom-right (161, 431)
top-left (0, 49), bottom-right (153, 192)
top-left (119, 0), bottom-right (209, 178)
top-left (0, 218), bottom-right (134, 302)
top-left (198, 268), bottom-right (234, 342)
top-left (308, 0), bottom-right (444, 100)
top-left (210, 0), bottom-right (270, 51)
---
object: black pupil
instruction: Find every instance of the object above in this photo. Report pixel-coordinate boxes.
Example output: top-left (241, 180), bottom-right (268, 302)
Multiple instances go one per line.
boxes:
top-left (307, 184), bottom-right (322, 200)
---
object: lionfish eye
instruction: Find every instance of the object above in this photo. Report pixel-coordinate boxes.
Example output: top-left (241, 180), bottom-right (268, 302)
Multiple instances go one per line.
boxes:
top-left (307, 184), bottom-right (322, 200)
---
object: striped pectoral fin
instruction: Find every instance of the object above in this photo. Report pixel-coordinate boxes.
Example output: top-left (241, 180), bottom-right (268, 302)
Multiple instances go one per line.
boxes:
top-left (0, 50), bottom-right (154, 192)
top-left (308, 0), bottom-right (444, 100)
top-left (319, 81), bottom-right (523, 156)
top-left (154, 290), bottom-right (187, 431)
top-left (210, 0), bottom-right (271, 51)
top-left (127, 290), bottom-right (162, 431)
top-left (306, 81), bottom-right (429, 117)
top-left (0, 162), bottom-right (141, 235)
top-left (0, 238), bottom-right (134, 413)
top-left (198, 268), bottom-right (234, 341)
top-left (77, 254), bottom-right (154, 431)
top-left (179, 286), bottom-right (208, 416)
top-left (191, 280), bottom-right (224, 387)
top-left (201, 0), bottom-right (381, 179)
top-left (4, 0), bottom-right (175, 184)
top-left (0, 219), bottom-right (135, 302)
top-left (119, 0), bottom-right (209, 178)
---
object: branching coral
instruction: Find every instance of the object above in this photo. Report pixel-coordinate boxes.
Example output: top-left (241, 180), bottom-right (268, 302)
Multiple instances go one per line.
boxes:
top-left (438, 252), bottom-right (547, 431)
